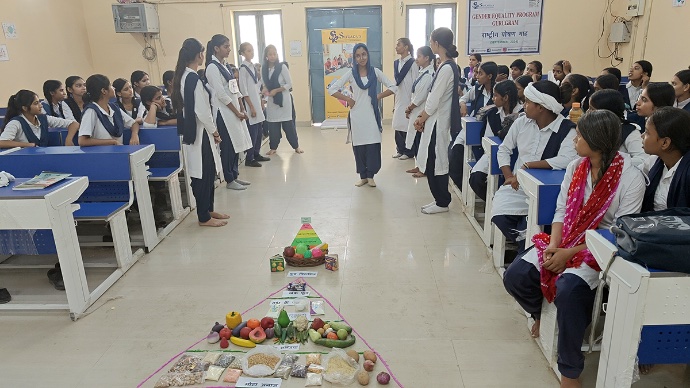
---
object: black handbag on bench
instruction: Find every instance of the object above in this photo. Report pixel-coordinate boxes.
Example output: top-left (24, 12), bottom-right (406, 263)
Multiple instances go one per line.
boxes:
top-left (611, 207), bottom-right (690, 273)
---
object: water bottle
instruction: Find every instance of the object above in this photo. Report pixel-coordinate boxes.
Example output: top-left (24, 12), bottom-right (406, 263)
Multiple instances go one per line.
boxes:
top-left (569, 102), bottom-right (583, 124)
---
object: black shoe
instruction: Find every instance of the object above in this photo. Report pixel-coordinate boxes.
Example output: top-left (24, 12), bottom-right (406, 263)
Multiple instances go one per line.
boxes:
top-left (245, 160), bottom-right (262, 167)
top-left (0, 288), bottom-right (10, 304)
top-left (255, 155), bottom-right (271, 162)
top-left (47, 264), bottom-right (66, 291)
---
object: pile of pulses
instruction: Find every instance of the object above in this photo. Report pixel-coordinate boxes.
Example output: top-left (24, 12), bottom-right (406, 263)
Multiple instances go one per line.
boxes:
top-left (247, 353), bottom-right (281, 369)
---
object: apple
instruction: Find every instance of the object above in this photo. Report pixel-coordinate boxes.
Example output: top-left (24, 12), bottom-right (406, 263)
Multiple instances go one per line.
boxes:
top-left (260, 317), bottom-right (275, 330)
top-left (283, 246), bottom-right (296, 257)
top-left (311, 317), bottom-right (325, 330)
top-left (240, 326), bottom-right (252, 340)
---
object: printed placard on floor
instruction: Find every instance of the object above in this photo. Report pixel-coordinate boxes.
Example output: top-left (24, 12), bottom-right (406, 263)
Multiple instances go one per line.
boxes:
top-left (287, 271), bottom-right (318, 278)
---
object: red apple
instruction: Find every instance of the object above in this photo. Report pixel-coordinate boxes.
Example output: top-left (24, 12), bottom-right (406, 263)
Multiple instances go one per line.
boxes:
top-left (283, 246), bottom-right (296, 257)
top-left (240, 326), bottom-right (252, 340)
top-left (311, 317), bottom-right (325, 330)
top-left (260, 317), bottom-right (275, 330)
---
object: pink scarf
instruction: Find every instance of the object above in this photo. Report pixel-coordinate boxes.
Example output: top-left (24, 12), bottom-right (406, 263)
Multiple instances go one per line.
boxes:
top-left (534, 153), bottom-right (624, 302)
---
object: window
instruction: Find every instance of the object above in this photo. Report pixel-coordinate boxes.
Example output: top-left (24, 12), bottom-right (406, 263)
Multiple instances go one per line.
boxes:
top-left (406, 4), bottom-right (456, 54)
top-left (234, 11), bottom-right (284, 65)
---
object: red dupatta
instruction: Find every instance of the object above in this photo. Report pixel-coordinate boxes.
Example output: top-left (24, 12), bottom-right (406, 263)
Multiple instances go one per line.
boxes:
top-left (534, 153), bottom-right (624, 302)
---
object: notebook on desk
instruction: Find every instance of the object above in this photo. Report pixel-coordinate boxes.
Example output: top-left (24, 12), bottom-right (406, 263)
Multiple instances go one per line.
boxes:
top-left (12, 171), bottom-right (71, 191)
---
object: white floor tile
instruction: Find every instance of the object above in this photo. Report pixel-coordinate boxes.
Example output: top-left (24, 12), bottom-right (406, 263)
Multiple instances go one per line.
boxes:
top-left (1, 126), bottom-right (687, 387)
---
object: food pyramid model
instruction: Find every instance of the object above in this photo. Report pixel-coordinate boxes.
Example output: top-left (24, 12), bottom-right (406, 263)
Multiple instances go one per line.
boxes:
top-left (291, 223), bottom-right (323, 248)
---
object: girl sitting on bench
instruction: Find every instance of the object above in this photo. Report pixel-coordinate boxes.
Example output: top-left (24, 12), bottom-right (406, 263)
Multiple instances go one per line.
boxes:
top-left (503, 110), bottom-right (646, 388)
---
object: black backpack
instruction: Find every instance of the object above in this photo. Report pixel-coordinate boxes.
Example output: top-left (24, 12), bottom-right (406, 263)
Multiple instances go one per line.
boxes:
top-left (612, 208), bottom-right (690, 273)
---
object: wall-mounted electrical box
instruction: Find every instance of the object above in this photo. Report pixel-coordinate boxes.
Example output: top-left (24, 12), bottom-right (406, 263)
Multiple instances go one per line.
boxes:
top-left (627, 0), bottom-right (646, 17)
top-left (112, 3), bottom-right (160, 33)
top-left (609, 21), bottom-right (632, 43)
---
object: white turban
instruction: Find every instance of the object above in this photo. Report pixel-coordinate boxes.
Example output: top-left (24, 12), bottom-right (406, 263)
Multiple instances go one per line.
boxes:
top-left (524, 83), bottom-right (563, 115)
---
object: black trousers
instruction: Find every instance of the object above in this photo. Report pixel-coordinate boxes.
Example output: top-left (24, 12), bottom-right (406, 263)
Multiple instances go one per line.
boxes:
top-left (217, 112), bottom-right (239, 183)
top-left (410, 131), bottom-right (421, 157)
top-left (395, 130), bottom-right (413, 157)
top-left (246, 122), bottom-right (262, 161)
top-left (492, 214), bottom-right (528, 252)
top-left (469, 171), bottom-right (488, 201)
top-left (352, 143), bottom-right (381, 179)
top-left (448, 143), bottom-right (465, 190)
top-left (266, 120), bottom-right (299, 150)
top-left (190, 132), bottom-right (215, 223)
top-left (503, 258), bottom-right (596, 379)
top-left (425, 129), bottom-right (451, 207)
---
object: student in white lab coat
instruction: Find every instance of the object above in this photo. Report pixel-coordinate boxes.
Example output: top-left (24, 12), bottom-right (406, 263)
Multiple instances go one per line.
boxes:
top-left (403, 46), bottom-right (435, 178)
top-left (238, 42), bottom-right (270, 167)
top-left (491, 81), bottom-right (578, 251)
top-left (78, 74), bottom-right (140, 147)
top-left (413, 27), bottom-right (462, 214)
top-left (41, 80), bottom-right (75, 121)
top-left (171, 38), bottom-right (228, 227)
top-left (205, 34), bottom-right (253, 190)
top-left (387, 37), bottom-right (418, 160)
top-left (262, 45), bottom-right (303, 154)
top-left (329, 43), bottom-right (397, 187)
top-left (1, 89), bottom-right (78, 149)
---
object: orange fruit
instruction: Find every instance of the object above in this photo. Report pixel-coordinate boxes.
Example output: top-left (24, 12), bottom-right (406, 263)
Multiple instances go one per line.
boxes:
top-left (247, 319), bottom-right (261, 329)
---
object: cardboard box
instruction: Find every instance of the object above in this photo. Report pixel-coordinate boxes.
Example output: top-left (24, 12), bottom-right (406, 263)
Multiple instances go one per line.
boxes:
top-left (270, 255), bottom-right (285, 272)
top-left (325, 255), bottom-right (338, 271)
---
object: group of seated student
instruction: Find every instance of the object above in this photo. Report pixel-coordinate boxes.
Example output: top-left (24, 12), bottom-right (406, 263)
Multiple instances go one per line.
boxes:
top-left (0, 69), bottom-right (179, 151)
top-left (452, 54), bottom-right (690, 386)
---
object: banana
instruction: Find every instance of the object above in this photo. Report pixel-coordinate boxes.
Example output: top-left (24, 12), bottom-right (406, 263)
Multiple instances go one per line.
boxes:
top-left (230, 336), bottom-right (256, 348)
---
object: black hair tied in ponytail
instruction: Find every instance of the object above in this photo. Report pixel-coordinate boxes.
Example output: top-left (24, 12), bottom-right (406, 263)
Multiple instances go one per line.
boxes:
top-left (83, 74), bottom-right (111, 104)
top-left (430, 27), bottom-right (458, 59)
top-left (3, 90), bottom-right (38, 129)
top-left (172, 38), bottom-right (204, 112)
top-left (206, 34), bottom-right (229, 67)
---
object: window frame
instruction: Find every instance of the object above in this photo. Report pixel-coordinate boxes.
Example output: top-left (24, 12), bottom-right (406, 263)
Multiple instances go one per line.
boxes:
top-left (405, 4), bottom-right (457, 49)
top-left (233, 10), bottom-right (285, 65)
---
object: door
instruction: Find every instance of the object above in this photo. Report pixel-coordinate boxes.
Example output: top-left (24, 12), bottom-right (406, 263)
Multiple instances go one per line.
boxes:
top-left (306, 7), bottom-right (383, 123)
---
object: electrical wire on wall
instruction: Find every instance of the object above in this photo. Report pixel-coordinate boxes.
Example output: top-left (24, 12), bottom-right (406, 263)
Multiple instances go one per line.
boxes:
top-left (142, 33), bottom-right (157, 62)
top-left (596, 0), bottom-right (630, 67)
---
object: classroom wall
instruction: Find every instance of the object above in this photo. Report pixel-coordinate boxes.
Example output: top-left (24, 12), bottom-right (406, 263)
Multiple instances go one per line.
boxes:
top-left (0, 0), bottom-right (95, 103)
top-left (2, 0), bottom-right (689, 119)
top-left (607, 0), bottom-right (690, 83)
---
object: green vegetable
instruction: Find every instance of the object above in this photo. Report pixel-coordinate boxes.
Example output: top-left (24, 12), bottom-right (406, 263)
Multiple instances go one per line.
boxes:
top-left (274, 322), bottom-right (282, 337)
top-left (313, 334), bottom-right (356, 348)
top-left (277, 309), bottom-right (290, 328)
top-left (328, 321), bottom-right (353, 334)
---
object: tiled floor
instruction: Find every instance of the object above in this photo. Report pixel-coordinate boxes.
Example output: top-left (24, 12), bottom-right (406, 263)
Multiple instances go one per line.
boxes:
top-left (0, 126), bottom-right (688, 387)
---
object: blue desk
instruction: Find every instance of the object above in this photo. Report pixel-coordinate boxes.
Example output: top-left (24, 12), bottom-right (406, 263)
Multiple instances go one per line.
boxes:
top-left (0, 145), bottom-right (161, 251)
top-left (124, 127), bottom-right (190, 231)
top-left (518, 168), bottom-right (565, 250)
top-left (460, 117), bottom-right (483, 208)
top-left (587, 230), bottom-right (690, 387)
top-left (0, 177), bottom-right (101, 319)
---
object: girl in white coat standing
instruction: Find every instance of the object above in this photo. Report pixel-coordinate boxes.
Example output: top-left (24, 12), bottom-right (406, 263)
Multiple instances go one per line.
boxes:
top-left (413, 28), bottom-right (461, 214)
top-left (172, 38), bottom-right (228, 227)
top-left (404, 46), bottom-right (436, 178)
top-left (206, 34), bottom-right (254, 191)
top-left (329, 43), bottom-right (397, 187)
top-left (262, 45), bottom-right (303, 154)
